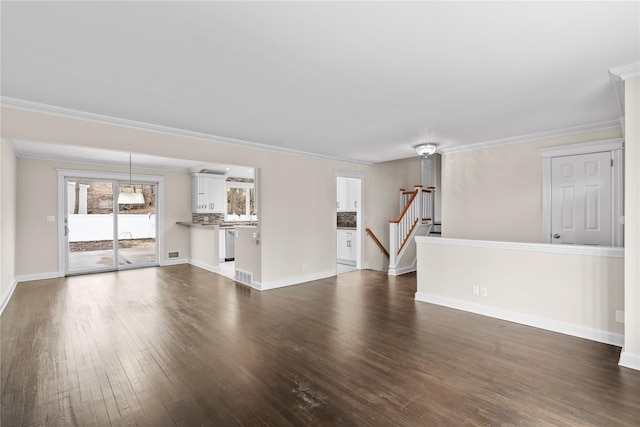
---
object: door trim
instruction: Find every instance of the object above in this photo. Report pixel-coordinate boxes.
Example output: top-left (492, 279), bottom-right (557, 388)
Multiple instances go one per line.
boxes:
top-left (541, 138), bottom-right (623, 246)
top-left (57, 169), bottom-right (165, 275)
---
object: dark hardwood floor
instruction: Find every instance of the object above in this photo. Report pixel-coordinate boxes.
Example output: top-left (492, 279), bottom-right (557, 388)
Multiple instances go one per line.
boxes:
top-left (2, 265), bottom-right (639, 426)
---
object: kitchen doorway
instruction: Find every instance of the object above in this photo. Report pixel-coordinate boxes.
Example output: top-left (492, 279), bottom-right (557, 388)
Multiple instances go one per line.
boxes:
top-left (335, 172), bottom-right (364, 274)
top-left (58, 170), bottom-right (163, 275)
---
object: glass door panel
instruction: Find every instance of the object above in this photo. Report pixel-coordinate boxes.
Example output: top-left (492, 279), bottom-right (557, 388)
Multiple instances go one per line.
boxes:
top-left (117, 183), bottom-right (157, 267)
top-left (66, 179), bottom-right (116, 274)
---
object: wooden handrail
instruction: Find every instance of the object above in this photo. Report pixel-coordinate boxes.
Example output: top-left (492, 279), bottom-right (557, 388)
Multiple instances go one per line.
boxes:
top-left (397, 218), bottom-right (419, 255)
top-left (389, 189), bottom-right (418, 223)
top-left (366, 228), bottom-right (389, 258)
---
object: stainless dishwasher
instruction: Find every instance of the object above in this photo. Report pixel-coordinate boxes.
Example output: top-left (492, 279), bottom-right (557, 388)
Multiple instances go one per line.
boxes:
top-left (225, 228), bottom-right (235, 261)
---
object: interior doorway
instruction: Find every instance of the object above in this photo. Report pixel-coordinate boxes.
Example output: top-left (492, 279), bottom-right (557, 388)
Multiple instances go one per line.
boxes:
top-left (335, 172), bottom-right (364, 274)
top-left (59, 170), bottom-right (162, 275)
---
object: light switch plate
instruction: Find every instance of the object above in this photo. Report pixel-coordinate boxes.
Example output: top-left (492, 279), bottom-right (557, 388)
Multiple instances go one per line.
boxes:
top-left (46, 216), bottom-right (55, 222)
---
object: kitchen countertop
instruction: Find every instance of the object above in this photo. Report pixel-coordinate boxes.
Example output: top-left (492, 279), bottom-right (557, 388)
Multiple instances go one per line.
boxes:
top-left (176, 221), bottom-right (219, 228)
top-left (337, 227), bottom-right (357, 230)
top-left (176, 221), bottom-right (258, 228)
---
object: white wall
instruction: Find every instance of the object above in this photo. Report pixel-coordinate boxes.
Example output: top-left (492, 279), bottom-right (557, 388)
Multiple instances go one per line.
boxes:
top-left (415, 237), bottom-right (625, 345)
top-left (622, 76), bottom-right (640, 369)
top-left (1, 107), bottom-right (371, 286)
top-left (236, 226), bottom-right (262, 285)
top-left (1, 139), bottom-right (18, 310)
top-left (189, 226), bottom-right (219, 272)
top-left (441, 127), bottom-right (623, 243)
top-left (15, 157), bottom-right (191, 277)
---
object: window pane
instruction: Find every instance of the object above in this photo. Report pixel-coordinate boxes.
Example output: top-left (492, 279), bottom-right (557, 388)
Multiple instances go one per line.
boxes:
top-left (227, 188), bottom-right (246, 216)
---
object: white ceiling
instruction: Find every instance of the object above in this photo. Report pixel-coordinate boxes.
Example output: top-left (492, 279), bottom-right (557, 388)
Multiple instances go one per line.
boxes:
top-left (1, 1), bottom-right (638, 164)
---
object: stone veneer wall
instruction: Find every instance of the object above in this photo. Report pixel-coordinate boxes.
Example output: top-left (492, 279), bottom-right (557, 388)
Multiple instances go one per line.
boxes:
top-left (337, 211), bottom-right (357, 228)
top-left (192, 213), bottom-right (225, 223)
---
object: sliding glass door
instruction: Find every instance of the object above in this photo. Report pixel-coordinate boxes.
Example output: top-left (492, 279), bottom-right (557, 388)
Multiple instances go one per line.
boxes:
top-left (64, 178), bottom-right (158, 275)
top-left (116, 183), bottom-right (157, 268)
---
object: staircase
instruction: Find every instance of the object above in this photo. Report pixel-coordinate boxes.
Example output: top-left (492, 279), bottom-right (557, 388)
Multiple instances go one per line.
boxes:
top-left (387, 185), bottom-right (436, 276)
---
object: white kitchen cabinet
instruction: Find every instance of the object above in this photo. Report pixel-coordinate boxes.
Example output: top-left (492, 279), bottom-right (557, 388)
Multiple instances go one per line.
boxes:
top-left (337, 229), bottom-right (356, 265)
top-left (208, 178), bottom-right (226, 214)
top-left (336, 177), bottom-right (360, 212)
top-left (192, 173), bottom-right (226, 214)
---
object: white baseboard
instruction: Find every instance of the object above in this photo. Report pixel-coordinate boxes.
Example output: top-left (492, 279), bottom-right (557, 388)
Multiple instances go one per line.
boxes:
top-left (619, 350), bottom-right (640, 371)
top-left (0, 278), bottom-right (19, 316)
top-left (256, 270), bottom-right (335, 291)
top-left (188, 259), bottom-right (220, 273)
top-left (388, 258), bottom-right (417, 276)
top-left (160, 258), bottom-right (189, 267)
top-left (16, 272), bottom-right (64, 282)
top-left (415, 292), bottom-right (624, 347)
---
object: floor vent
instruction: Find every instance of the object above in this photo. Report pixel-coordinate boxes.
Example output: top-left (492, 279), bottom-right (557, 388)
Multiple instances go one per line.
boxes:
top-left (167, 251), bottom-right (180, 259)
top-left (235, 270), bottom-right (253, 286)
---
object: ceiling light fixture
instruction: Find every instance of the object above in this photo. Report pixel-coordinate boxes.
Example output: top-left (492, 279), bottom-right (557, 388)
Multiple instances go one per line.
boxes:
top-left (415, 143), bottom-right (438, 156)
top-left (118, 153), bottom-right (145, 205)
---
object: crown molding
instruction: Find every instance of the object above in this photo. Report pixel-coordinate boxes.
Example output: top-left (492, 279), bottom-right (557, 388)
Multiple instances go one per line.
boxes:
top-left (438, 120), bottom-right (620, 154)
top-left (609, 62), bottom-right (640, 81)
top-left (1, 138), bottom-right (19, 156)
top-left (0, 97), bottom-right (373, 166)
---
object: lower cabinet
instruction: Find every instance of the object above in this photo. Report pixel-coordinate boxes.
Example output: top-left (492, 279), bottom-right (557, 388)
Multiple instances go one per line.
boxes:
top-left (219, 229), bottom-right (226, 262)
top-left (337, 229), bottom-right (356, 265)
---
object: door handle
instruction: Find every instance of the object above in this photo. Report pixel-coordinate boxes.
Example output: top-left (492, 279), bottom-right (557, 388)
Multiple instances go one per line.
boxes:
top-left (553, 234), bottom-right (560, 239)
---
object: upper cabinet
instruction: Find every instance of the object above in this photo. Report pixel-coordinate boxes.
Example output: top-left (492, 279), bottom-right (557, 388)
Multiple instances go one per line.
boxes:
top-left (192, 173), bottom-right (226, 213)
top-left (336, 177), bottom-right (360, 212)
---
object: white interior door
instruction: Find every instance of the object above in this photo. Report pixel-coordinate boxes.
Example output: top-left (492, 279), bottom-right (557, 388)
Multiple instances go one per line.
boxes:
top-left (551, 152), bottom-right (612, 246)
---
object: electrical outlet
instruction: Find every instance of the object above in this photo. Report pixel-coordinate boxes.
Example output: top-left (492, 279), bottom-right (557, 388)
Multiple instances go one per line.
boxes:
top-left (480, 287), bottom-right (488, 297)
top-left (302, 264), bottom-right (307, 271)
top-left (472, 285), bottom-right (480, 296)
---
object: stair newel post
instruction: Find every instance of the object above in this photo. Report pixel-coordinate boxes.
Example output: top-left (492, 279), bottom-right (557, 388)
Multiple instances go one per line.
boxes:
top-left (399, 189), bottom-right (406, 212)
top-left (415, 185), bottom-right (423, 223)
top-left (427, 186), bottom-right (436, 223)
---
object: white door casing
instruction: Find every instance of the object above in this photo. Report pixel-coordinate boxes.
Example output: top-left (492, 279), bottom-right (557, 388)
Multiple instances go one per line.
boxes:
top-left (551, 152), bottom-right (612, 245)
top-left (334, 170), bottom-right (364, 270)
top-left (57, 169), bottom-right (165, 275)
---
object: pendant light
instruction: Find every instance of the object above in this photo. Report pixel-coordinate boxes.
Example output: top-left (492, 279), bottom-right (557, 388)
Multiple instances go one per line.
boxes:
top-left (118, 153), bottom-right (145, 204)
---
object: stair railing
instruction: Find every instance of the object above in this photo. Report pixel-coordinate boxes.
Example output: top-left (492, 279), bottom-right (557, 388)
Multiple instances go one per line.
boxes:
top-left (389, 186), bottom-right (422, 267)
top-left (388, 185), bottom-right (437, 272)
top-left (422, 187), bottom-right (435, 223)
top-left (365, 228), bottom-right (389, 258)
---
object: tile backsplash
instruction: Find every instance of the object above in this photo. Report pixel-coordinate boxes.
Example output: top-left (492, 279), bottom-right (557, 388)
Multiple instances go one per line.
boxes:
top-left (192, 213), bottom-right (224, 223)
top-left (337, 211), bottom-right (357, 228)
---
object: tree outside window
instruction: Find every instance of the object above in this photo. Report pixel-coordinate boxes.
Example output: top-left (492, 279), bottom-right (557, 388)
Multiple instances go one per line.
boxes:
top-left (226, 182), bottom-right (256, 221)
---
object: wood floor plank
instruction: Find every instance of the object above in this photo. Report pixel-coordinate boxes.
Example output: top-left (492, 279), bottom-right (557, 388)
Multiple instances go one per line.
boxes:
top-left (2, 265), bottom-right (640, 426)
